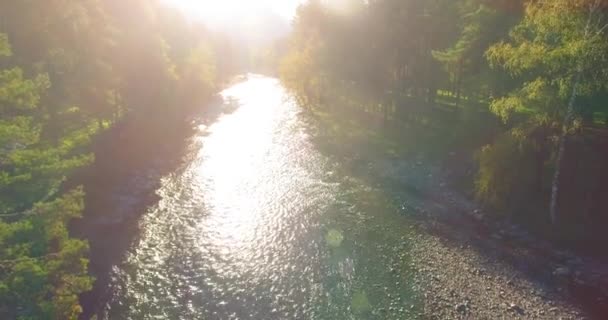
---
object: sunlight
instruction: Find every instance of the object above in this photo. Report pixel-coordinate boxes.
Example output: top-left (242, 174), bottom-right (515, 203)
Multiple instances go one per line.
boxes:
top-left (195, 77), bottom-right (285, 246)
top-left (161, 0), bottom-right (304, 23)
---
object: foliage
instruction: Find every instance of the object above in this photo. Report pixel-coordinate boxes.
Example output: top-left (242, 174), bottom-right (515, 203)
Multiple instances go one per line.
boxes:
top-left (483, 0), bottom-right (608, 222)
top-left (0, 190), bottom-right (92, 320)
top-left (475, 121), bottom-right (552, 210)
top-left (281, 0), bottom-right (608, 230)
top-left (0, 31), bottom-right (93, 319)
top-left (487, 0), bottom-right (608, 123)
top-left (0, 0), bottom-right (225, 318)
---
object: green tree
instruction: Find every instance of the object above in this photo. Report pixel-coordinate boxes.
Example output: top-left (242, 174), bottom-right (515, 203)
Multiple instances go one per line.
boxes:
top-left (0, 0), bottom-right (225, 318)
top-left (486, 0), bottom-right (608, 223)
top-left (433, 0), bottom-right (519, 104)
top-left (0, 34), bottom-right (92, 320)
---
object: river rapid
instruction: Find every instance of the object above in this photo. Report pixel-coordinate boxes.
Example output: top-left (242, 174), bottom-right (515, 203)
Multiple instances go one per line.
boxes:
top-left (101, 75), bottom-right (419, 320)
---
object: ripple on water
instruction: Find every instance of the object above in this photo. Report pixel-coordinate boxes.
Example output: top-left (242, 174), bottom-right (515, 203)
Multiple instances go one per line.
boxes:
top-left (104, 76), bottom-right (419, 320)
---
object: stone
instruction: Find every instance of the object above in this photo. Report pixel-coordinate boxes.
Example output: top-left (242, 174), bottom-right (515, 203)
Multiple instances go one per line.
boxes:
top-left (455, 303), bottom-right (468, 313)
top-left (553, 266), bottom-right (572, 278)
top-left (568, 257), bottom-right (584, 266)
top-left (491, 233), bottom-right (503, 240)
top-left (508, 303), bottom-right (524, 315)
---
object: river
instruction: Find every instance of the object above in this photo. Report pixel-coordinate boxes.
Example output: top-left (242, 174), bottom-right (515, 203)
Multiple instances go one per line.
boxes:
top-left (101, 75), bottom-right (419, 319)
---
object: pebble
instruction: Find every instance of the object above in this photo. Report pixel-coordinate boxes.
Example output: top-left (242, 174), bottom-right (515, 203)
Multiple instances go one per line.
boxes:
top-left (508, 303), bottom-right (525, 315)
top-left (401, 183), bottom-right (592, 320)
top-left (553, 266), bottom-right (571, 277)
top-left (455, 303), bottom-right (468, 313)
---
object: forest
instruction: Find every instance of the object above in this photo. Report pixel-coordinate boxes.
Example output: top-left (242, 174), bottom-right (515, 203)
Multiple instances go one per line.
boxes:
top-left (0, 0), bottom-right (233, 318)
top-left (281, 0), bottom-right (608, 245)
top-left (1, 0), bottom-right (608, 319)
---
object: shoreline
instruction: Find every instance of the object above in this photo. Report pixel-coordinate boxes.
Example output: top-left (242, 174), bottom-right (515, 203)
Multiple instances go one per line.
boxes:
top-left (362, 156), bottom-right (608, 319)
top-left (74, 86), bottom-right (608, 319)
top-left (75, 96), bottom-right (227, 319)
top-left (308, 107), bottom-right (608, 319)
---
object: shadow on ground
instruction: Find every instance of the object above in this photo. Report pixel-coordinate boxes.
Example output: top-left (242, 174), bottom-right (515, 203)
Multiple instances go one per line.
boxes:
top-left (304, 108), bottom-right (608, 319)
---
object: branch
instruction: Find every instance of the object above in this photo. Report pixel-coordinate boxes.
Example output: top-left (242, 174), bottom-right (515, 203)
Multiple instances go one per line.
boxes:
top-left (0, 253), bottom-right (60, 270)
top-left (597, 23), bottom-right (608, 35)
top-left (0, 209), bottom-right (36, 218)
top-left (0, 190), bottom-right (57, 219)
top-left (591, 0), bottom-right (601, 14)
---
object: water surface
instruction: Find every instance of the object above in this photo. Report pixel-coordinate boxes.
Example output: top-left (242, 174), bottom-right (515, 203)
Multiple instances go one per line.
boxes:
top-left (104, 76), bottom-right (418, 319)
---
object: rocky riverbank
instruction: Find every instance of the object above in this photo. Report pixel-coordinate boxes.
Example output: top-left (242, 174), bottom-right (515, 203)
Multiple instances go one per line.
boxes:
top-left (367, 157), bottom-right (608, 319)
top-left (410, 232), bottom-right (583, 319)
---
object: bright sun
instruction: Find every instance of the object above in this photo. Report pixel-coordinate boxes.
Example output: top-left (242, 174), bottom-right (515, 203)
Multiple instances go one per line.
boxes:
top-left (161, 0), bottom-right (304, 24)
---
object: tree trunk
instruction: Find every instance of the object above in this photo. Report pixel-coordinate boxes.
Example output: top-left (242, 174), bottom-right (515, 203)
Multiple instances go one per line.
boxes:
top-left (455, 61), bottom-right (464, 107)
top-left (548, 0), bottom-right (604, 224)
top-left (535, 139), bottom-right (546, 194)
top-left (549, 73), bottom-right (581, 225)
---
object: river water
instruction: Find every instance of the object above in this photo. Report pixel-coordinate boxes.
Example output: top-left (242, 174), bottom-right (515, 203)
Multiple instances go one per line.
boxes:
top-left (103, 76), bottom-right (419, 319)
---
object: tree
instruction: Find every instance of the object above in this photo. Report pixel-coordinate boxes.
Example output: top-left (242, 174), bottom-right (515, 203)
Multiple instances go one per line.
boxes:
top-left (486, 0), bottom-right (608, 224)
top-left (433, 0), bottom-right (519, 103)
top-left (0, 33), bottom-right (92, 320)
top-left (0, 1), bottom-right (225, 317)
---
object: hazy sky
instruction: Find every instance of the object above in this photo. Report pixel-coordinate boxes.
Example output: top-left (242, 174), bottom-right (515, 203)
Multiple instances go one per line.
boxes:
top-left (160, 0), bottom-right (306, 25)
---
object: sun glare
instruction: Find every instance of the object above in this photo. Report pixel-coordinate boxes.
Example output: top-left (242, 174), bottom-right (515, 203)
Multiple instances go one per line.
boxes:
top-left (161, 0), bottom-right (304, 24)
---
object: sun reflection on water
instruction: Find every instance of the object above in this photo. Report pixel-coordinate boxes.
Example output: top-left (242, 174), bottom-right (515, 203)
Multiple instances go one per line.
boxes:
top-left (106, 75), bottom-right (419, 320)
top-left (194, 76), bottom-right (296, 262)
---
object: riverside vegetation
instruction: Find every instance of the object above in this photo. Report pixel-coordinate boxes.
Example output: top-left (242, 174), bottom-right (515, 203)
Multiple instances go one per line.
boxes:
top-left (280, 0), bottom-right (608, 250)
top-left (0, 1), bottom-right (231, 318)
top-left (1, 0), bottom-right (608, 319)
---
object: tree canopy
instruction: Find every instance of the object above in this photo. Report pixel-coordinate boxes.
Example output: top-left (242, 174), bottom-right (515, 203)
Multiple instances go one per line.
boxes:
top-left (281, 0), bottom-right (608, 234)
top-left (0, 1), bottom-right (227, 318)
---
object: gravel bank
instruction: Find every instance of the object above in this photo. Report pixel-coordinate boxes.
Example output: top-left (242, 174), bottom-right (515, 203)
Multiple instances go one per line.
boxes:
top-left (366, 157), bottom-right (607, 319)
top-left (410, 232), bottom-right (585, 319)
